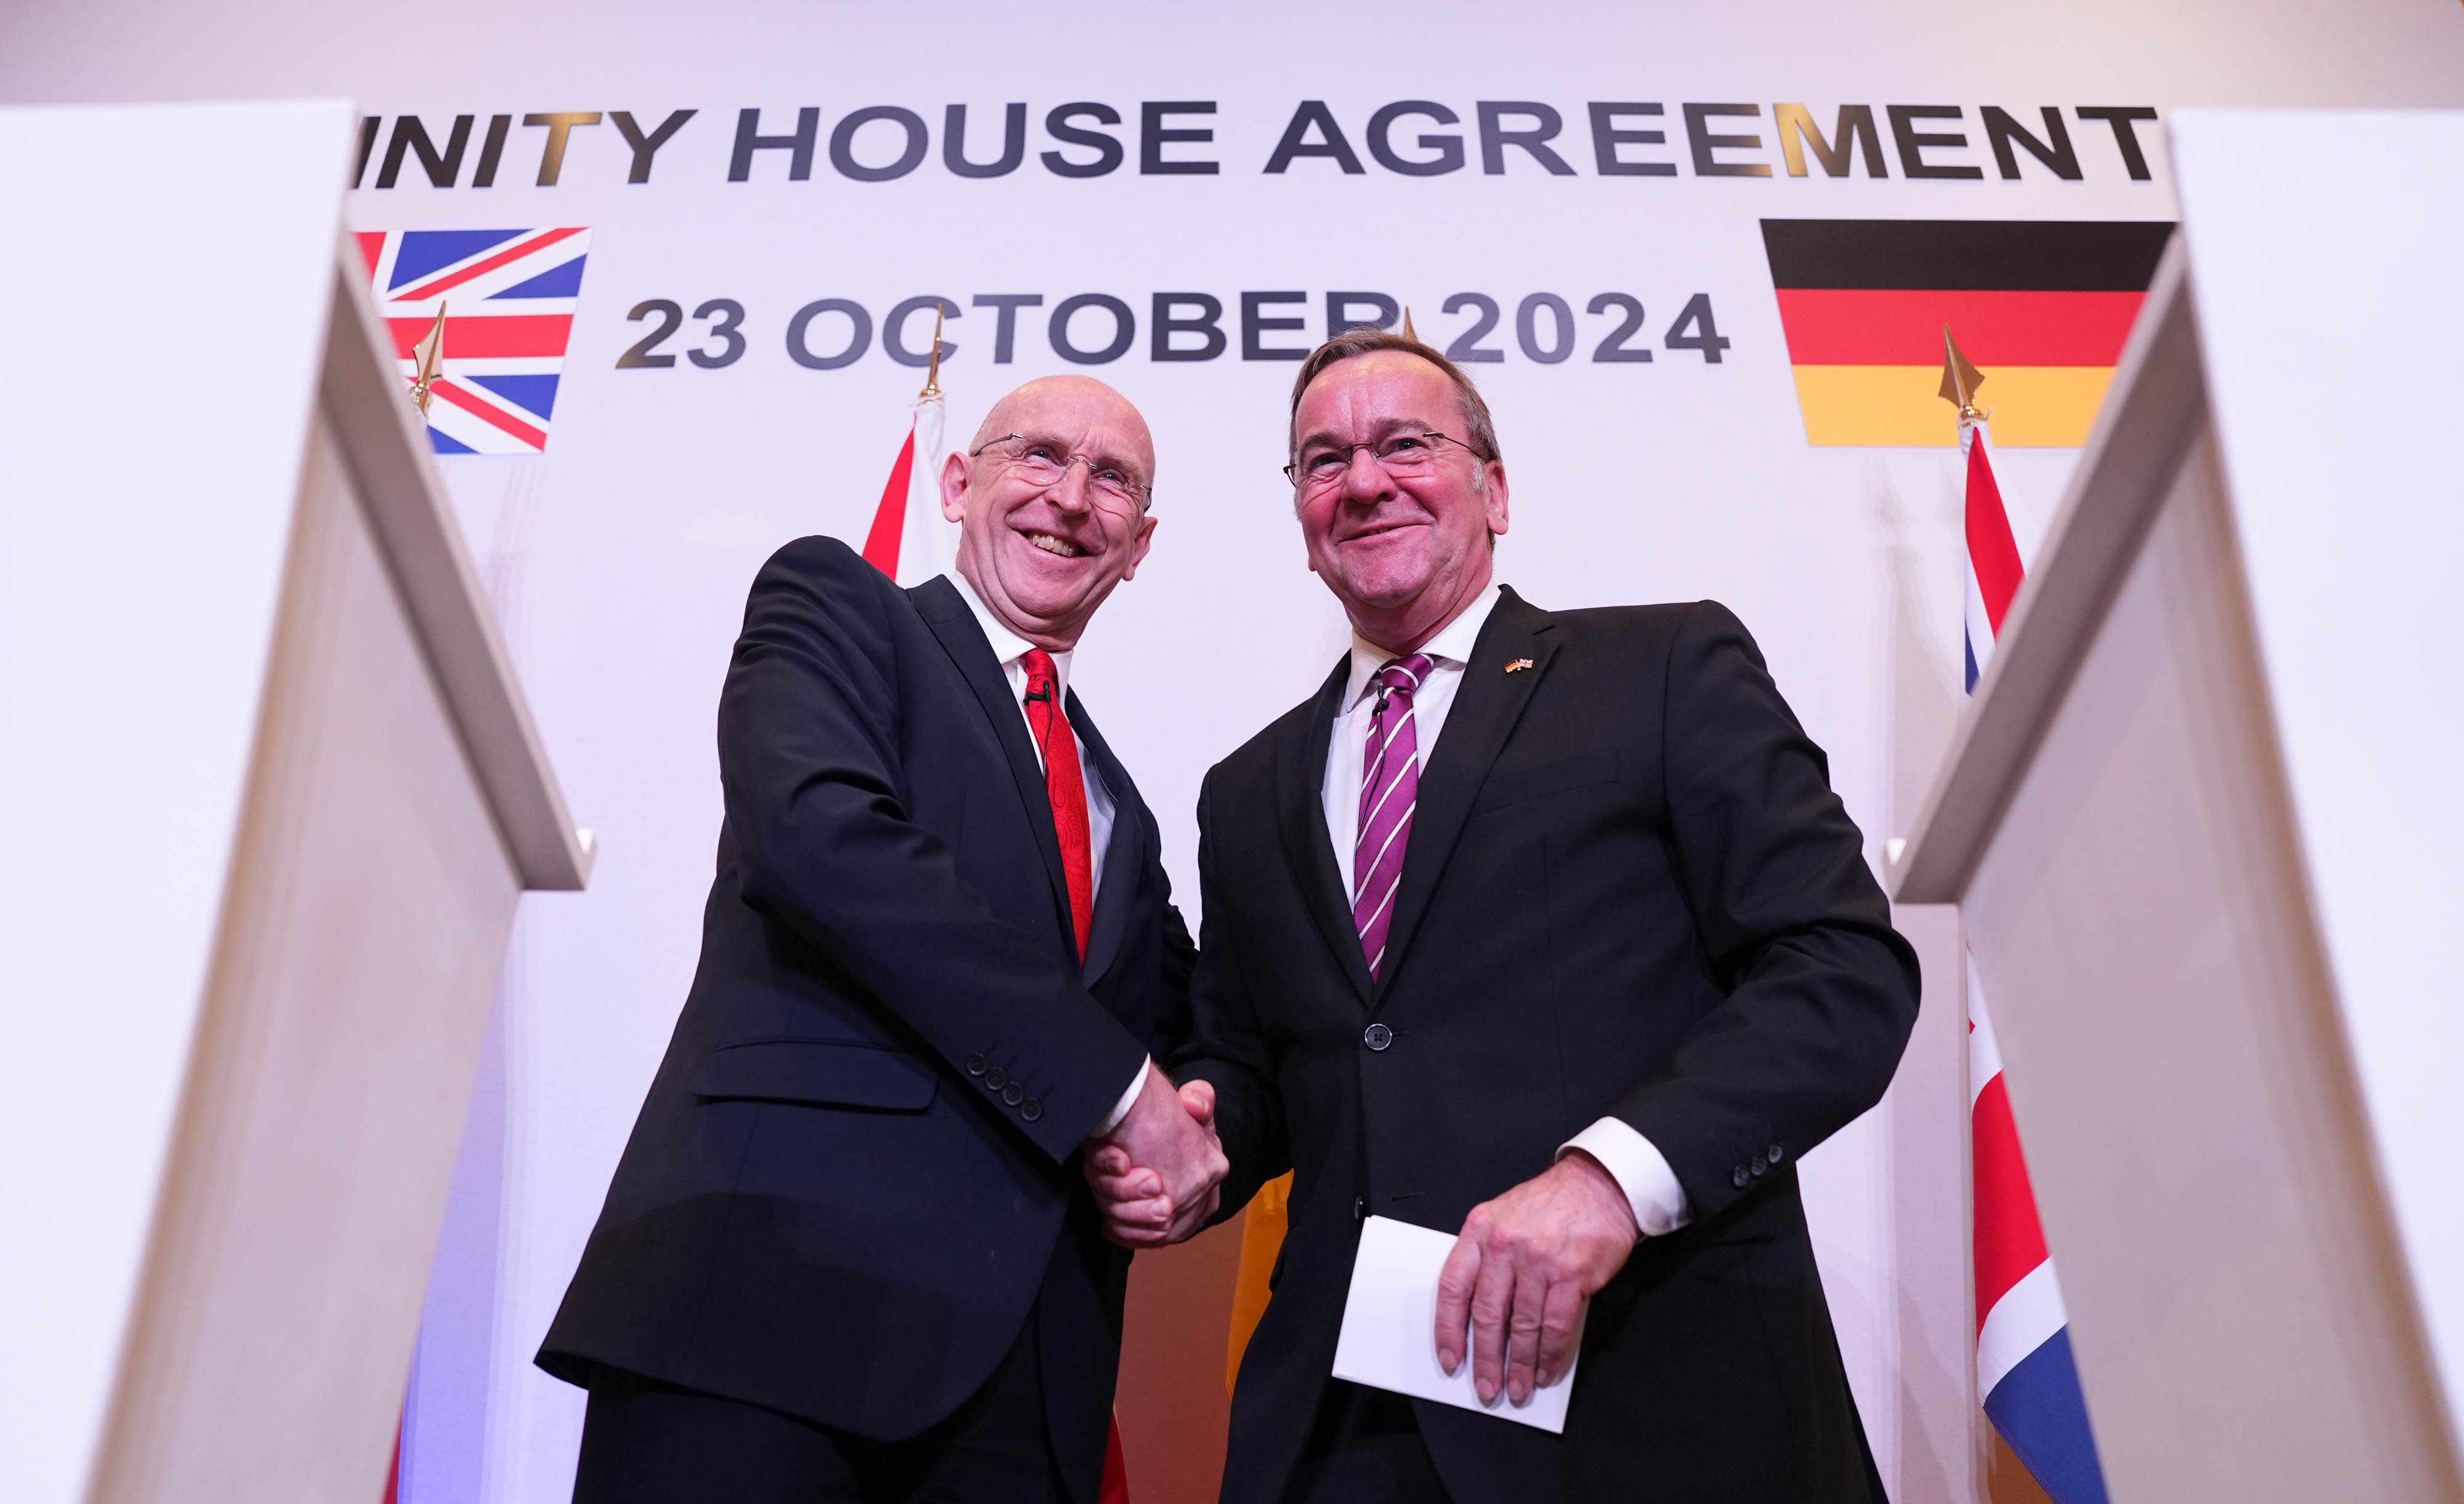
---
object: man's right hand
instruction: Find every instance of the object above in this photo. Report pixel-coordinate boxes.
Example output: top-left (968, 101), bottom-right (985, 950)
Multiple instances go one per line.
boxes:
top-left (1084, 1067), bottom-right (1225, 1248)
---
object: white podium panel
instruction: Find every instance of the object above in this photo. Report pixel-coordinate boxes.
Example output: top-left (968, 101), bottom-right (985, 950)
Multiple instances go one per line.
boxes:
top-left (1, 102), bottom-right (354, 1504)
top-left (1963, 413), bottom-right (2448, 1501)
top-left (2169, 111), bottom-right (2464, 1451)
top-left (0, 100), bottom-right (589, 1504)
top-left (1894, 111), bottom-right (2464, 1503)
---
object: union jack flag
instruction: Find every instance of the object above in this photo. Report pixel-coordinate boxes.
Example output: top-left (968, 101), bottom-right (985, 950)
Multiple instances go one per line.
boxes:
top-left (1962, 417), bottom-right (2110, 1504)
top-left (355, 227), bottom-right (591, 455)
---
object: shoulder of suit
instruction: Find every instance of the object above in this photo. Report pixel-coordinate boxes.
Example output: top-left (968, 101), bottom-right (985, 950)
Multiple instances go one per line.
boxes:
top-left (1538, 597), bottom-right (1704, 628)
top-left (1539, 598), bottom-right (1752, 646)
top-left (1206, 677), bottom-right (1329, 786)
top-left (1530, 598), bottom-right (1711, 641)
top-left (748, 535), bottom-right (913, 614)
top-left (758, 533), bottom-right (879, 588)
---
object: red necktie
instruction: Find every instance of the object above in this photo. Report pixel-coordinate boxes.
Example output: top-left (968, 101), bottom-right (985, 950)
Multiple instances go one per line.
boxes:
top-left (1022, 648), bottom-right (1095, 961)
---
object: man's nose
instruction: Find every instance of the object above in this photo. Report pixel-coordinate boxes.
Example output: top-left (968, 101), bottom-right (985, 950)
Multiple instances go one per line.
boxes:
top-left (1048, 458), bottom-right (1095, 512)
top-left (1339, 445), bottom-right (1391, 503)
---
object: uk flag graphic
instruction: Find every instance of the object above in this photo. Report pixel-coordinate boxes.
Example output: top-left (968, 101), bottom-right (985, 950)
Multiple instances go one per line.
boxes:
top-left (355, 227), bottom-right (591, 455)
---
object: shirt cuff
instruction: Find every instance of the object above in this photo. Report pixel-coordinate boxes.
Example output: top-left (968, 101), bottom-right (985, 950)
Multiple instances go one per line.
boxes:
top-left (1094, 1056), bottom-right (1151, 1137)
top-left (1560, 1116), bottom-right (1693, 1240)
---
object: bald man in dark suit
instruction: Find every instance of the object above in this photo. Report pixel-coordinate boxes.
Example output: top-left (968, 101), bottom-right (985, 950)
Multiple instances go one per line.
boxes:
top-left (543, 377), bottom-right (1226, 1504)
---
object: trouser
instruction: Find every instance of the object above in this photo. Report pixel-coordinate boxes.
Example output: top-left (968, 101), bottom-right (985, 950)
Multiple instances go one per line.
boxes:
top-left (1281, 1380), bottom-right (1455, 1504)
top-left (572, 1300), bottom-right (1072, 1504)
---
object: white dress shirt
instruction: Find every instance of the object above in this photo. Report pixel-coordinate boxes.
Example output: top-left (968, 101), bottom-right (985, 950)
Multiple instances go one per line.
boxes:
top-left (1321, 584), bottom-right (1693, 1241)
top-left (947, 572), bottom-right (1147, 1134)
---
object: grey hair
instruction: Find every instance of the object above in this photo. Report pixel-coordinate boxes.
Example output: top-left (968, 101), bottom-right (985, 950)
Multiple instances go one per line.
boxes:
top-left (1286, 330), bottom-right (1502, 469)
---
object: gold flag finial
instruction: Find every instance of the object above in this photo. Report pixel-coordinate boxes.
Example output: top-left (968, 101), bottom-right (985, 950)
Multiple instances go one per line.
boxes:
top-left (1938, 325), bottom-right (1988, 423)
top-left (1402, 306), bottom-right (1419, 343)
top-left (408, 303), bottom-right (447, 415)
top-left (919, 301), bottom-right (946, 400)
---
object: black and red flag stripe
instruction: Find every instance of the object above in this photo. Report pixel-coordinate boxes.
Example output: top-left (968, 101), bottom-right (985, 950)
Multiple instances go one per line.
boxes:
top-left (1761, 219), bottom-right (2174, 445)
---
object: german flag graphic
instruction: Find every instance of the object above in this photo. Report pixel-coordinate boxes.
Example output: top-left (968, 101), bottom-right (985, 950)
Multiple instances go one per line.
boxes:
top-left (1762, 219), bottom-right (2174, 447)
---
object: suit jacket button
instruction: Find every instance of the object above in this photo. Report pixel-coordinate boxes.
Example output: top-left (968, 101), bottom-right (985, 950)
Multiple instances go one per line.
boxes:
top-left (1003, 1083), bottom-right (1024, 1106)
top-left (1022, 1098), bottom-right (1042, 1122)
top-left (1769, 1144), bottom-right (1785, 1163)
top-left (1732, 1166), bottom-right (1750, 1189)
top-left (985, 1067), bottom-right (1007, 1091)
top-left (1751, 1156), bottom-right (1768, 1177)
top-left (966, 1054), bottom-right (988, 1076)
top-left (1363, 1023), bottom-right (1393, 1052)
top-left (1354, 1196), bottom-right (1365, 1221)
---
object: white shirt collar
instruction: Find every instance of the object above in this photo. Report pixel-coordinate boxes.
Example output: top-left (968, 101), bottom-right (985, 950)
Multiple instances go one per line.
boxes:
top-left (1342, 583), bottom-right (1504, 710)
top-left (947, 569), bottom-right (1072, 697)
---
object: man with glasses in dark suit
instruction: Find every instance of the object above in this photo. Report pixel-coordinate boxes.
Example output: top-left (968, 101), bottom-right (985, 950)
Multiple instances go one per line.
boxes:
top-left (542, 376), bottom-right (1226, 1503)
top-left (1092, 333), bottom-right (1919, 1503)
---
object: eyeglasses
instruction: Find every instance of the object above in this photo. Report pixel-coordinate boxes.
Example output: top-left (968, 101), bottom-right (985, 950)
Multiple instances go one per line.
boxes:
top-left (1284, 431), bottom-right (1486, 489)
top-left (971, 434), bottom-right (1152, 511)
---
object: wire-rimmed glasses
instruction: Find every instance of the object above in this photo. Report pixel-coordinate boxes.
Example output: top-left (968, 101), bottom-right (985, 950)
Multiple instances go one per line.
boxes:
top-left (970, 433), bottom-right (1152, 511)
top-left (1284, 431), bottom-right (1485, 489)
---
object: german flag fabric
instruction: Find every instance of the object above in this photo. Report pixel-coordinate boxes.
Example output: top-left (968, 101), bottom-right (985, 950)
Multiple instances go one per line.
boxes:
top-left (1761, 219), bottom-right (2174, 447)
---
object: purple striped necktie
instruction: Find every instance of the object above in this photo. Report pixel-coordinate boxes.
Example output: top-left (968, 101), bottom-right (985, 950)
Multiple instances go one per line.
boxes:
top-left (1353, 653), bottom-right (1432, 980)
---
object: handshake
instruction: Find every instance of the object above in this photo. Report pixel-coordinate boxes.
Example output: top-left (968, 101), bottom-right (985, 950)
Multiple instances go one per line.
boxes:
top-left (1082, 1062), bottom-right (1229, 1248)
top-left (1079, 1060), bottom-right (1644, 1407)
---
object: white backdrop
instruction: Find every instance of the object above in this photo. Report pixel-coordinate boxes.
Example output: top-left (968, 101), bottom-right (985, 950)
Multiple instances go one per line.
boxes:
top-left (8, 3), bottom-right (2463, 1500)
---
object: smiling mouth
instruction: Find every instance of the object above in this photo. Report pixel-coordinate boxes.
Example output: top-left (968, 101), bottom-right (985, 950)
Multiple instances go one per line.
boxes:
top-left (1021, 530), bottom-right (1087, 558)
top-left (1340, 519), bottom-right (1425, 543)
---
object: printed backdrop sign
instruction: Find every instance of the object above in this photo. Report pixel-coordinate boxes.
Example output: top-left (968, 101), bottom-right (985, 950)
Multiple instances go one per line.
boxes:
top-left (9, 4), bottom-right (2462, 1500)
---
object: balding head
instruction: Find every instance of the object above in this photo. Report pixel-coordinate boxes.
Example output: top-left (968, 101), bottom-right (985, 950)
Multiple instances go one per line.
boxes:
top-left (939, 376), bottom-right (1161, 651)
top-left (971, 376), bottom-right (1157, 487)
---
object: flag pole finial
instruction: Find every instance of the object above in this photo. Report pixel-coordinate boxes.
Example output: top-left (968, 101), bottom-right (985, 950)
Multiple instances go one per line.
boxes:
top-left (919, 301), bottom-right (946, 400)
top-left (1939, 325), bottom-right (1988, 424)
top-left (409, 303), bottom-right (447, 414)
top-left (1402, 306), bottom-right (1419, 343)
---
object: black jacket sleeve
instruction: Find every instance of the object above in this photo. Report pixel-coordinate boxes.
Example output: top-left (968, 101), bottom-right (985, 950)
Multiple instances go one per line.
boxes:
top-left (1170, 770), bottom-right (1289, 1224)
top-left (717, 538), bottom-right (1149, 1160)
top-left (1610, 601), bottom-right (1921, 1221)
top-left (1156, 898), bottom-right (1199, 1057)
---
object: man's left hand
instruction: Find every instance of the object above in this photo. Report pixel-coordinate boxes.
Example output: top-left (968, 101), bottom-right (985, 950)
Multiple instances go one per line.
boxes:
top-left (1084, 1073), bottom-right (1225, 1248)
top-left (1433, 1151), bottom-right (1639, 1407)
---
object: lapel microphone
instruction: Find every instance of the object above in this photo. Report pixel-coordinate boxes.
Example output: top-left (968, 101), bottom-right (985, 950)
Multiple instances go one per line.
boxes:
top-left (1023, 682), bottom-right (1058, 762)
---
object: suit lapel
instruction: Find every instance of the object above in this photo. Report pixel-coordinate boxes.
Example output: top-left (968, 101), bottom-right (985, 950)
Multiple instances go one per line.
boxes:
top-left (1376, 587), bottom-right (1558, 1006)
top-left (910, 576), bottom-right (1073, 936)
top-left (1276, 657), bottom-right (1375, 1007)
top-left (1067, 691), bottom-right (1141, 988)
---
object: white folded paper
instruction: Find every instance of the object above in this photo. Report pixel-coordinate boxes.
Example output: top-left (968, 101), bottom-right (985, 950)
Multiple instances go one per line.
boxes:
top-left (1330, 1214), bottom-right (1577, 1433)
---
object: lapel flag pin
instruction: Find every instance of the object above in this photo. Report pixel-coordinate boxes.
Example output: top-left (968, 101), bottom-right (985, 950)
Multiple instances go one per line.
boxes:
top-left (1506, 657), bottom-right (1534, 673)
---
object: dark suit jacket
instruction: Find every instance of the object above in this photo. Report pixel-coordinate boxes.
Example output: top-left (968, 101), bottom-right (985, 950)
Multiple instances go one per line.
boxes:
top-left (538, 538), bottom-right (1191, 1495)
top-left (1174, 587), bottom-right (1919, 1504)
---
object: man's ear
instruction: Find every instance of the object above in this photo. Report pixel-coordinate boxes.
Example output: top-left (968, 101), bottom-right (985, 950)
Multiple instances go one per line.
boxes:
top-left (1119, 514), bottom-right (1159, 581)
top-left (1483, 461), bottom-right (1511, 537)
top-left (939, 450), bottom-right (970, 522)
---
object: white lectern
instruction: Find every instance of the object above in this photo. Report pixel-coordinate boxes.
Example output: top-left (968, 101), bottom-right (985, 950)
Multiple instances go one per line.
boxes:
top-left (0, 101), bottom-right (590, 1504)
top-left (1892, 112), bottom-right (2464, 1502)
